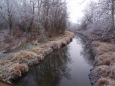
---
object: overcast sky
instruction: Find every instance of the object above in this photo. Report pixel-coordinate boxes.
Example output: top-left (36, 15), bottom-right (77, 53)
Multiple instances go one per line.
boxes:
top-left (66, 0), bottom-right (98, 23)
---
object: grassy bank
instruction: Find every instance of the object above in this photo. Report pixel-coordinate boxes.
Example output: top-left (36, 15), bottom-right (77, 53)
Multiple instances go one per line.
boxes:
top-left (76, 30), bottom-right (115, 86)
top-left (90, 41), bottom-right (115, 86)
top-left (0, 31), bottom-right (74, 84)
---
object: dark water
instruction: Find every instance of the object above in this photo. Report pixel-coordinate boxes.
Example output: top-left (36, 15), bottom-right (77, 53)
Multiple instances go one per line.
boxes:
top-left (13, 34), bottom-right (94, 86)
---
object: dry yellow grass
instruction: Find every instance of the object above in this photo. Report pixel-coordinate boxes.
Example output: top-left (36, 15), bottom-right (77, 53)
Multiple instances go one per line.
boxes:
top-left (97, 77), bottom-right (115, 86)
top-left (43, 47), bottom-right (53, 56)
top-left (41, 41), bottom-right (53, 49)
top-left (95, 65), bottom-right (110, 76)
top-left (64, 31), bottom-right (74, 37)
top-left (10, 50), bottom-right (38, 63)
top-left (32, 47), bottom-right (52, 59)
top-left (97, 78), bottom-right (110, 86)
top-left (91, 65), bottom-right (115, 86)
top-left (92, 41), bottom-right (103, 47)
top-left (60, 38), bottom-right (68, 45)
top-left (9, 63), bottom-right (28, 78)
top-left (92, 41), bottom-right (115, 55)
top-left (94, 52), bottom-right (115, 66)
top-left (32, 48), bottom-right (44, 55)
top-left (65, 37), bottom-right (71, 43)
top-left (50, 41), bottom-right (62, 49)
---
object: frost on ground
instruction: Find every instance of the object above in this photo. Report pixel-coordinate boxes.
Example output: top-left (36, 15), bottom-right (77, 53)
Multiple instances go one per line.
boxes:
top-left (90, 65), bottom-right (115, 86)
top-left (0, 31), bottom-right (74, 83)
top-left (90, 41), bottom-right (115, 86)
top-left (92, 41), bottom-right (115, 56)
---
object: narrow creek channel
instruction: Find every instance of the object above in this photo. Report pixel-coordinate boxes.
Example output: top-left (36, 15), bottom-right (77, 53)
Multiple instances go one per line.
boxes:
top-left (13, 34), bottom-right (94, 86)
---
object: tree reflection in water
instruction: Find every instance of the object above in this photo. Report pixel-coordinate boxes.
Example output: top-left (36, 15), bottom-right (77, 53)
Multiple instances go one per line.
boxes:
top-left (13, 47), bottom-right (72, 86)
top-left (75, 34), bottom-right (94, 65)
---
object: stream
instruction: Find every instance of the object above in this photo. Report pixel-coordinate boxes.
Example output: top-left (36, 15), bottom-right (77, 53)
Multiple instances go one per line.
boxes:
top-left (13, 34), bottom-right (94, 86)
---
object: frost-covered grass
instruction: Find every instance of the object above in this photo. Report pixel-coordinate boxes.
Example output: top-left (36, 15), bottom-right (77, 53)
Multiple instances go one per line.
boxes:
top-left (94, 52), bottom-right (115, 66)
top-left (10, 50), bottom-right (39, 64)
top-left (92, 41), bottom-right (115, 66)
top-left (77, 29), bottom-right (115, 86)
top-left (90, 41), bottom-right (115, 86)
top-left (90, 65), bottom-right (115, 86)
top-left (92, 41), bottom-right (115, 55)
top-left (0, 31), bottom-right (74, 83)
top-left (96, 77), bottom-right (115, 86)
top-left (9, 63), bottom-right (28, 78)
top-left (97, 78), bottom-right (110, 86)
top-left (33, 48), bottom-right (44, 55)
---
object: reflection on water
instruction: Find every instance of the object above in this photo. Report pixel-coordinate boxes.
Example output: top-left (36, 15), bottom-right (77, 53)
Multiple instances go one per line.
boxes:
top-left (75, 34), bottom-right (94, 65)
top-left (13, 34), bottom-right (94, 86)
top-left (13, 47), bottom-right (72, 86)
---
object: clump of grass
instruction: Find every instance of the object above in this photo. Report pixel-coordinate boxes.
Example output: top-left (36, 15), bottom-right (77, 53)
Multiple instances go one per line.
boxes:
top-left (90, 65), bottom-right (115, 86)
top-left (10, 50), bottom-right (38, 63)
top-left (50, 41), bottom-right (62, 49)
top-left (95, 66), bottom-right (110, 77)
top-left (9, 63), bottom-right (28, 78)
top-left (43, 48), bottom-right (53, 56)
top-left (92, 41), bottom-right (115, 55)
top-left (60, 38), bottom-right (68, 45)
top-left (94, 52), bottom-right (115, 66)
top-left (64, 37), bottom-right (71, 43)
top-left (97, 78), bottom-right (110, 86)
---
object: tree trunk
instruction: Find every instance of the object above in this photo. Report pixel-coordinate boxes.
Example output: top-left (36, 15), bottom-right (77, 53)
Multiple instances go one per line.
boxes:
top-left (112, 0), bottom-right (114, 31)
top-left (102, 0), bottom-right (115, 39)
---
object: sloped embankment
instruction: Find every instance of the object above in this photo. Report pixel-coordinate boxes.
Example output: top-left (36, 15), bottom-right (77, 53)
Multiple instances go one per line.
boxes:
top-left (0, 31), bottom-right (74, 84)
top-left (89, 41), bottom-right (115, 86)
top-left (76, 30), bottom-right (115, 86)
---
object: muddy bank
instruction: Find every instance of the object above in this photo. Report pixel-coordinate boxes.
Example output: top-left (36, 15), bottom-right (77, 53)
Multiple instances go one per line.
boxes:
top-left (76, 30), bottom-right (115, 86)
top-left (0, 31), bottom-right (74, 84)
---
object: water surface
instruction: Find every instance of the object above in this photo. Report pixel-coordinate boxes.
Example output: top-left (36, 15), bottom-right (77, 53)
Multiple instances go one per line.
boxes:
top-left (13, 34), bottom-right (94, 86)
